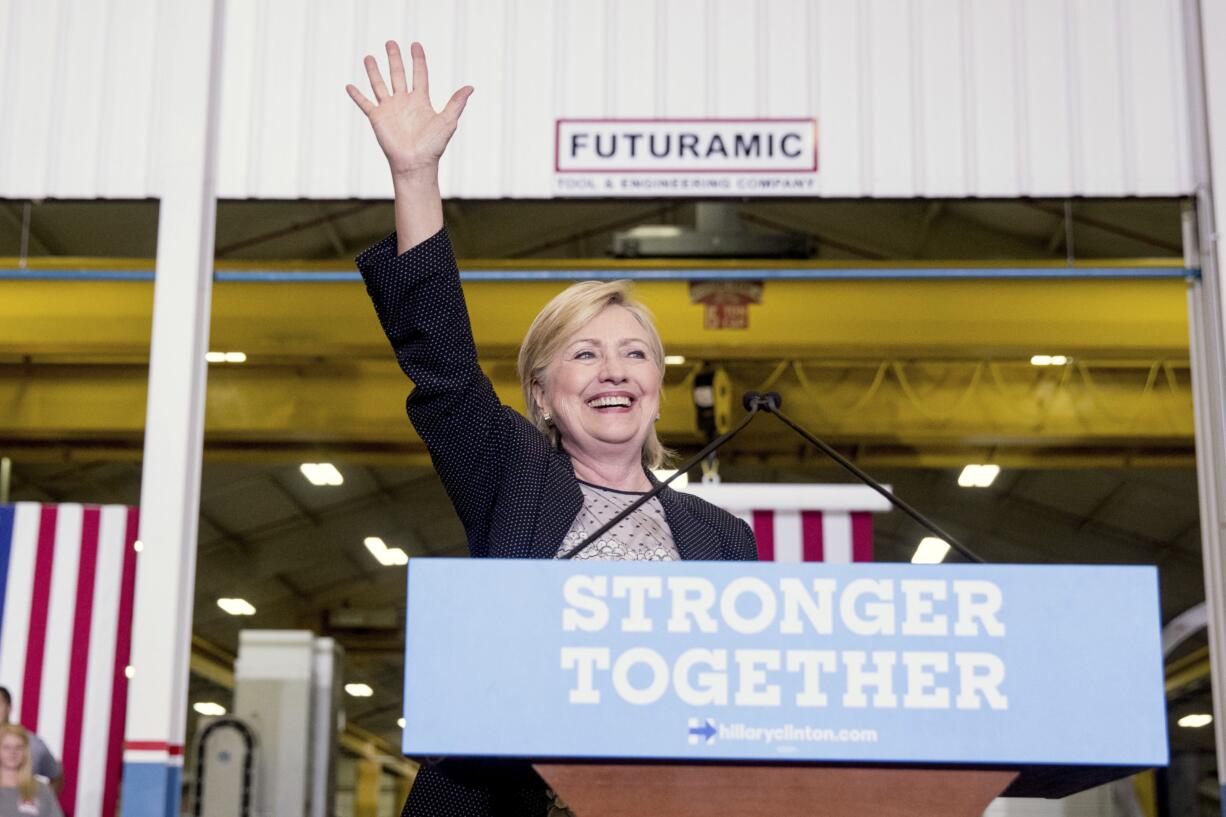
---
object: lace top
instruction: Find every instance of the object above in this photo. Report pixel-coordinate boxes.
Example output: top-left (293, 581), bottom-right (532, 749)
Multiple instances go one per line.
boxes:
top-left (554, 481), bottom-right (679, 561)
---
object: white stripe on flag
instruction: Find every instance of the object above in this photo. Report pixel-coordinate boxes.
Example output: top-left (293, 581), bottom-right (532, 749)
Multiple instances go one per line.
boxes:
top-left (39, 504), bottom-right (83, 757)
top-left (75, 506), bottom-right (127, 817)
top-left (822, 512), bottom-right (853, 564)
top-left (0, 503), bottom-right (40, 715)
top-left (773, 510), bottom-right (803, 563)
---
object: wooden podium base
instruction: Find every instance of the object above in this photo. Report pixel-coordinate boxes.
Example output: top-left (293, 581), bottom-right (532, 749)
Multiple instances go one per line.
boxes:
top-left (535, 764), bottom-right (1019, 817)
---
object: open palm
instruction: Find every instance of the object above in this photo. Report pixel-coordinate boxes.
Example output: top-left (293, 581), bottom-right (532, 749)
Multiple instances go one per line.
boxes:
top-left (346, 41), bottom-right (473, 178)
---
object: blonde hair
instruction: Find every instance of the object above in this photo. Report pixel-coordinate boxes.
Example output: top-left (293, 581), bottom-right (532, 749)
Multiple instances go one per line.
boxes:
top-left (517, 280), bottom-right (672, 469)
top-left (0, 724), bottom-right (36, 802)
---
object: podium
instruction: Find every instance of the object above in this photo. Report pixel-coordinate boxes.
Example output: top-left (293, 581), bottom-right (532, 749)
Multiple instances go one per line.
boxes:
top-left (402, 561), bottom-right (1167, 816)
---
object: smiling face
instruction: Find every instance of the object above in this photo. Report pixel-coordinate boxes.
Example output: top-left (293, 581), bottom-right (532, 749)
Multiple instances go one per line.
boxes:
top-left (0, 733), bottom-right (25, 772)
top-left (534, 305), bottom-right (662, 462)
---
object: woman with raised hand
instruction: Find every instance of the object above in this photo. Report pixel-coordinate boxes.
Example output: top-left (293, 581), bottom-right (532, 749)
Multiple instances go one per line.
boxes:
top-left (348, 40), bottom-right (756, 817)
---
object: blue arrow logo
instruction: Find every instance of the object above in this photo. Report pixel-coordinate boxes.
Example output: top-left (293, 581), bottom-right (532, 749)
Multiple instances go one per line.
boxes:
top-left (687, 718), bottom-right (716, 744)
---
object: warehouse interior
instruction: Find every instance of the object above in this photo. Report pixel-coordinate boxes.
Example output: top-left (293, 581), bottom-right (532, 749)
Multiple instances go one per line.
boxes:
top-left (0, 195), bottom-right (1212, 813)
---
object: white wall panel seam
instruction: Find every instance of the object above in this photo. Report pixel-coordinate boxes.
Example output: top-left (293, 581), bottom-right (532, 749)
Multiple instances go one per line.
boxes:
top-left (45, 0), bottom-right (70, 198)
top-left (604, 0), bottom-right (615, 118)
top-left (807, 0), bottom-right (819, 141)
top-left (451, 0), bottom-right (467, 197)
top-left (910, 0), bottom-right (925, 196)
top-left (248, 0), bottom-right (268, 198)
top-left (654, 0), bottom-right (667, 117)
top-left (705, 0), bottom-right (717, 116)
top-left (959, 0), bottom-right (977, 193)
top-left (345, 0), bottom-right (368, 199)
top-left (149, 0), bottom-right (173, 198)
top-left (1170, 0), bottom-right (1194, 189)
top-left (1013, 0), bottom-right (1031, 195)
top-left (1063, 0), bottom-right (1083, 192)
top-left (553, 0), bottom-right (567, 155)
top-left (750, 0), bottom-right (760, 117)
top-left (93, 0), bottom-right (116, 196)
top-left (297, 0), bottom-right (320, 201)
top-left (0, 1), bottom-right (22, 194)
top-left (501, 0), bottom-right (516, 198)
top-left (1116, 0), bottom-right (1136, 194)
top-left (858, 1), bottom-right (872, 193)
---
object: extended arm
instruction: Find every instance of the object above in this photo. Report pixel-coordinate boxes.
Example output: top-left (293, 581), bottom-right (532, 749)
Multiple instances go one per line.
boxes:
top-left (350, 43), bottom-right (511, 548)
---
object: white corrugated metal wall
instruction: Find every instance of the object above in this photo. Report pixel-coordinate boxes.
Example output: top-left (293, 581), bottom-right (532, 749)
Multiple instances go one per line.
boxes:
top-left (0, 0), bottom-right (1194, 200)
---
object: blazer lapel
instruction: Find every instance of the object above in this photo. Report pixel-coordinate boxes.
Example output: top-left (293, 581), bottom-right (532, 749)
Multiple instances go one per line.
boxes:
top-left (658, 486), bottom-right (725, 561)
top-left (528, 451), bottom-right (584, 559)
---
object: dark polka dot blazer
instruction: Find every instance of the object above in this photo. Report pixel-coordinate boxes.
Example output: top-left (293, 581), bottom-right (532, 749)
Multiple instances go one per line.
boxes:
top-left (357, 228), bottom-right (757, 817)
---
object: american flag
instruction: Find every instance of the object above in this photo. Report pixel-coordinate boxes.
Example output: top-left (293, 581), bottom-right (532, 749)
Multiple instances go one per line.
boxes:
top-left (0, 503), bottom-right (139, 817)
top-left (678, 483), bottom-right (888, 562)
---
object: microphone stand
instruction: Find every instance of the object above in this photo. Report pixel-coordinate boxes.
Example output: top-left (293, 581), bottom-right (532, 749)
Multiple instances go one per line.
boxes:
top-left (747, 391), bottom-right (985, 564)
top-left (559, 394), bottom-right (775, 560)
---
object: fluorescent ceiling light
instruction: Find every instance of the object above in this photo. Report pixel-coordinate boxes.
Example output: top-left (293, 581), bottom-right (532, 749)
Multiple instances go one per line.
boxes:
top-left (300, 462), bottom-right (344, 486)
top-left (628, 225), bottom-right (684, 238)
top-left (912, 537), bottom-right (950, 564)
top-left (1178, 713), bottom-right (1212, 728)
top-left (397, 717), bottom-right (406, 728)
top-left (345, 683), bottom-right (373, 697)
top-left (193, 702), bottom-right (226, 717)
top-left (206, 351), bottom-right (247, 363)
top-left (664, 355), bottom-right (687, 366)
top-left (217, 597), bottom-right (256, 616)
top-left (1030, 354), bottom-right (1069, 366)
top-left (651, 469), bottom-right (688, 489)
top-left (957, 464), bottom-right (1000, 488)
top-left (364, 536), bottom-right (409, 566)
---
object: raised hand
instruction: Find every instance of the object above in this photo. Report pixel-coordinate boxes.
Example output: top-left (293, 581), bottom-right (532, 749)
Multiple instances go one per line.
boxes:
top-left (346, 41), bottom-right (473, 180)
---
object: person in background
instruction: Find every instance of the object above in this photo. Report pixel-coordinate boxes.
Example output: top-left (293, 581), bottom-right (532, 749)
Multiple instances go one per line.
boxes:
top-left (0, 725), bottom-right (63, 817)
top-left (0, 689), bottom-right (61, 795)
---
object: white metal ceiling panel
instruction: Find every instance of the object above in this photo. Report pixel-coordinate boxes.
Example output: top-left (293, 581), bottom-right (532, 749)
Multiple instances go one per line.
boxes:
top-left (0, 0), bottom-right (1196, 200)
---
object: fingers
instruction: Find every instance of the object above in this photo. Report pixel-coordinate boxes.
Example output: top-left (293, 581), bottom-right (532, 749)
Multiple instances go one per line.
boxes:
top-left (442, 85), bottom-right (474, 124)
top-left (386, 40), bottom-right (408, 95)
top-left (364, 54), bottom-right (390, 102)
top-left (410, 41), bottom-right (429, 97)
top-left (345, 84), bottom-right (375, 116)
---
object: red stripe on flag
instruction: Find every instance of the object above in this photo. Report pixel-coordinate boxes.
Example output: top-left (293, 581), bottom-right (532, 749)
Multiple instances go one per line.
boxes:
top-left (851, 512), bottom-right (873, 562)
top-left (102, 507), bottom-right (139, 817)
top-left (123, 741), bottom-right (183, 755)
top-left (801, 511), bottom-right (824, 562)
top-left (60, 507), bottom-right (101, 816)
top-left (21, 506), bottom-right (59, 729)
top-left (752, 511), bottom-right (774, 561)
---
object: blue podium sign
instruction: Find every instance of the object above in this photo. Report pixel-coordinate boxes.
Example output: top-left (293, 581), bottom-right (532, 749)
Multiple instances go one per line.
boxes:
top-left (402, 560), bottom-right (1166, 770)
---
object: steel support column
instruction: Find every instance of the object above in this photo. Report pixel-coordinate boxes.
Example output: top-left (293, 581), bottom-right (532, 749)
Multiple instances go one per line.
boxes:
top-left (119, 1), bottom-right (225, 815)
top-left (1184, 0), bottom-right (1226, 812)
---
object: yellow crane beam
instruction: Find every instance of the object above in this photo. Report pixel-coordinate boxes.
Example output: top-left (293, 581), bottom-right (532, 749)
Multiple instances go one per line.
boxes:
top-left (0, 357), bottom-right (1193, 466)
top-left (0, 273), bottom-right (1193, 465)
top-left (0, 275), bottom-right (1190, 361)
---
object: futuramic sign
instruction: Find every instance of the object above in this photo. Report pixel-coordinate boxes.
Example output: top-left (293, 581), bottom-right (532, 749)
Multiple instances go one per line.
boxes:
top-left (403, 561), bottom-right (1167, 767)
top-left (554, 118), bottom-right (818, 197)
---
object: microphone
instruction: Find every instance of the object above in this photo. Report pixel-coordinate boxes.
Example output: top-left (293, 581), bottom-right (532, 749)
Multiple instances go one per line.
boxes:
top-left (559, 396), bottom-right (768, 560)
top-left (752, 393), bottom-right (985, 564)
